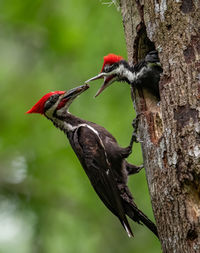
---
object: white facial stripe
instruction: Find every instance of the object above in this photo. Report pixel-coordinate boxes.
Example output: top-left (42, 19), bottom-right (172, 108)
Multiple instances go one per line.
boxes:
top-left (113, 63), bottom-right (153, 83)
top-left (45, 95), bottom-right (63, 118)
top-left (107, 64), bottom-right (134, 82)
top-left (45, 93), bottom-right (73, 123)
top-left (91, 62), bottom-right (157, 85)
top-left (45, 94), bottom-right (72, 131)
top-left (115, 64), bottom-right (135, 82)
top-left (56, 100), bottom-right (72, 116)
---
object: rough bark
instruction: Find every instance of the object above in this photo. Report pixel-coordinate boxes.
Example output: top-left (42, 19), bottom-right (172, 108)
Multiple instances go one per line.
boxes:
top-left (120, 0), bottom-right (200, 252)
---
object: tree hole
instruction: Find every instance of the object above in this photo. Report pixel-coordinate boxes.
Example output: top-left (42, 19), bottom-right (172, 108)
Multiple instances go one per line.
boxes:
top-left (133, 22), bottom-right (155, 63)
top-left (186, 228), bottom-right (198, 241)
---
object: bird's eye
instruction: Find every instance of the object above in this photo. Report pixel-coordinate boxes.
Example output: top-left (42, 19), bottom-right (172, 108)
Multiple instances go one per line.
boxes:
top-left (103, 64), bottom-right (114, 73)
top-left (44, 94), bottom-right (60, 111)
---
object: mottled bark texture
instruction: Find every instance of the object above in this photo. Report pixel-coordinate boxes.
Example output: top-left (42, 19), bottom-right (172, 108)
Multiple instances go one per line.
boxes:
top-left (120, 0), bottom-right (200, 252)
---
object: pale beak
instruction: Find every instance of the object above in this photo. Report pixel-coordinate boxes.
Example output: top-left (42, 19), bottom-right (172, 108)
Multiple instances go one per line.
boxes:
top-left (85, 73), bottom-right (105, 83)
top-left (85, 73), bottom-right (116, 97)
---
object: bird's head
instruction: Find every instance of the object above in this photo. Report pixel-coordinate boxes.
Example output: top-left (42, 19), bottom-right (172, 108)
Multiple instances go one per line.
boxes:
top-left (26, 84), bottom-right (89, 118)
top-left (85, 54), bottom-right (128, 97)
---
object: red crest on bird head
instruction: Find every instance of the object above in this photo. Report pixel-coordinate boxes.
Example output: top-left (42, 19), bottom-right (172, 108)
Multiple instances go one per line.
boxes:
top-left (101, 54), bottom-right (123, 72)
top-left (26, 91), bottom-right (65, 115)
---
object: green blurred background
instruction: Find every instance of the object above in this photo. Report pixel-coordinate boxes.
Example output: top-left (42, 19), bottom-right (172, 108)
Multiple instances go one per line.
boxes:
top-left (0, 1), bottom-right (161, 252)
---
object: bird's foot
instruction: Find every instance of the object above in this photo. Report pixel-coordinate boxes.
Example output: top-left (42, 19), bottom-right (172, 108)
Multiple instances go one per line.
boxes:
top-left (126, 163), bottom-right (144, 175)
top-left (121, 114), bottom-right (143, 158)
top-left (122, 145), bottom-right (133, 157)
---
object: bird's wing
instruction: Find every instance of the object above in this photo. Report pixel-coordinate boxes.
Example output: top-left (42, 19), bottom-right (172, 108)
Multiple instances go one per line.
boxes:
top-left (68, 125), bottom-right (133, 236)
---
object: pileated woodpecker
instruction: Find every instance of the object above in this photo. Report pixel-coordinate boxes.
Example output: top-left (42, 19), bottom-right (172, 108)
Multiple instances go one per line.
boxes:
top-left (85, 51), bottom-right (162, 98)
top-left (27, 84), bottom-right (158, 238)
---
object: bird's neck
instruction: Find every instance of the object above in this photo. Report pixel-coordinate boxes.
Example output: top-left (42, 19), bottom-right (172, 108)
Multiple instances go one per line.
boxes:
top-left (118, 60), bottom-right (147, 84)
top-left (49, 111), bottom-right (88, 133)
top-left (117, 61), bottom-right (135, 84)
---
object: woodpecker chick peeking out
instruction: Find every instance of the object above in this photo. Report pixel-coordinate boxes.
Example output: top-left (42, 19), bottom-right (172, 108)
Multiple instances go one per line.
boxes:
top-left (27, 84), bottom-right (158, 238)
top-left (85, 50), bottom-right (163, 98)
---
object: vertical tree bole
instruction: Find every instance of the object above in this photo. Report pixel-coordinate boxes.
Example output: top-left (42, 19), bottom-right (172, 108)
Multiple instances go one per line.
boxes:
top-left (120, 0), bottom-right (200, 252)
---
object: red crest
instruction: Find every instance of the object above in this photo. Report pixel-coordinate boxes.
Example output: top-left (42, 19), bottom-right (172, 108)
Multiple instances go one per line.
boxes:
top-left (26, 91), bottom-right (65, 114)
top-left (101, 54), bottom-right (123, 72)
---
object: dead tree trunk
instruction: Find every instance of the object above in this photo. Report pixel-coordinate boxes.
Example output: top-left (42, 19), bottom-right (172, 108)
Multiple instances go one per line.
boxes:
top-left (120, 0), bottom-right (200, 252)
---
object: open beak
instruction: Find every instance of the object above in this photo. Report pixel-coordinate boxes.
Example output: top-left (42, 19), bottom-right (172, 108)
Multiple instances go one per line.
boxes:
top-left (63, 84), bottom-right (89, 100)
top-left (85, 73), bottom-right (116, 97)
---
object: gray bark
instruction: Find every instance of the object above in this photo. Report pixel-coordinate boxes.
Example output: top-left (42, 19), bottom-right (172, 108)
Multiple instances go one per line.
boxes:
top-left (120, 0), bottom-right (200, 252)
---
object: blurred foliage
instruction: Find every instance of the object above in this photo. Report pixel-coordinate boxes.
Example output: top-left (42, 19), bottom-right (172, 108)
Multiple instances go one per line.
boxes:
top-left (0, 1), bottom-right (161, 252)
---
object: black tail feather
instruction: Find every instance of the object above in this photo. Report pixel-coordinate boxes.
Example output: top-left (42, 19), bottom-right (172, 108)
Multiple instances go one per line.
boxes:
top-left (125, 203), bottom-right (159, 238)
top-left (137, 209), bottom-right (158, 238)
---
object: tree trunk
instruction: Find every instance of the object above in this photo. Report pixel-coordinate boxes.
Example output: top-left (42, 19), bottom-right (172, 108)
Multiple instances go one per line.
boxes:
top-left (120, 0), bottom-right (200, 252)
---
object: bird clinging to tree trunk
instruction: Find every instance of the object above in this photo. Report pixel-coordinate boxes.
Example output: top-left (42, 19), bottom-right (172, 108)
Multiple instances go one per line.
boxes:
top-left (85, 51), bottom-right (162, 99)
top-left (27, 84), bottom-right (158, 238)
